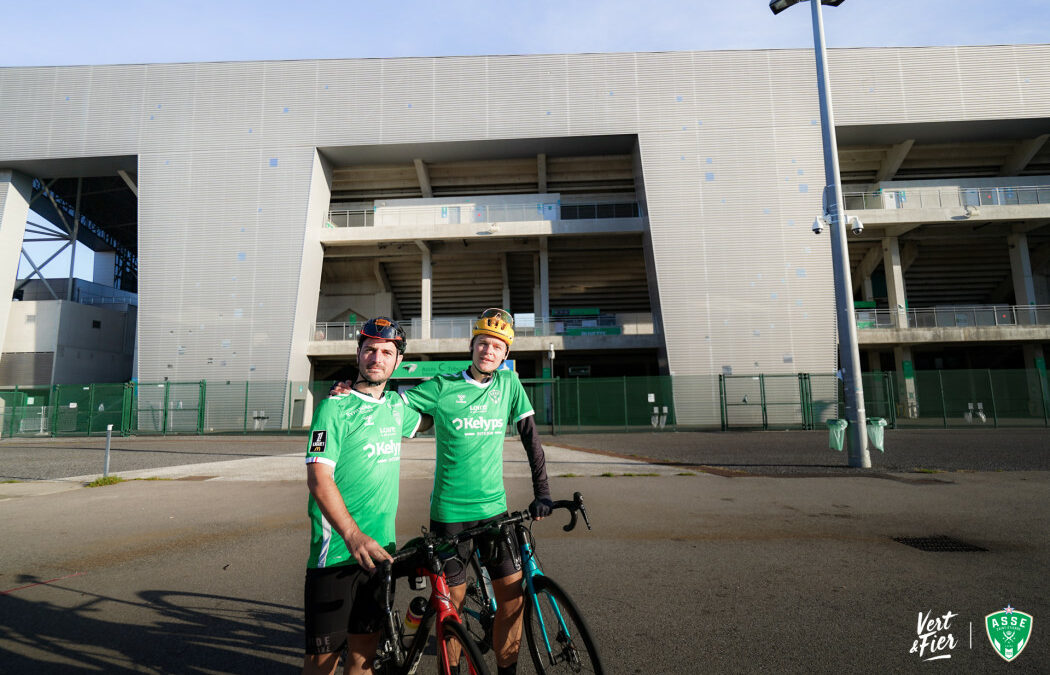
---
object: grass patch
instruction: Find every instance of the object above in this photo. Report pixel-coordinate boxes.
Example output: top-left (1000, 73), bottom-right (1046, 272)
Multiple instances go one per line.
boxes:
top-left (86, 475), bottom-right (126, 488)
top-left (912, 468), bottom-right (943, 474)
top-left (1, 479), bottom-right (22, 484)
top-left (599, 472), bottom-right (660, 477)
top-left (558, 473), bottom-right (581, 478)
top-left (676, 472), bottom-right (697, 476)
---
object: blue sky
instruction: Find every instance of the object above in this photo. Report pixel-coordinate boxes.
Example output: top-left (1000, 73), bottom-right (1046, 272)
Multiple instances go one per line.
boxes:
top-left (4, 0), bottom-right (1048, 68)
top-left (11, 0), bottom-right (1048, 281)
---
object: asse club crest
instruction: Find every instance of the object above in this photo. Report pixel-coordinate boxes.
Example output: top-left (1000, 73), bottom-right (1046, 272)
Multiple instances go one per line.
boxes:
top-left (985, 605), bottom-right (1033, 662)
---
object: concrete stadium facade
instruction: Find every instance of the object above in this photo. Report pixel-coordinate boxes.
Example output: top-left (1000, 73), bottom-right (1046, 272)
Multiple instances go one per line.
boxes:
top-left (1, 45), bottom-right (1049, 426)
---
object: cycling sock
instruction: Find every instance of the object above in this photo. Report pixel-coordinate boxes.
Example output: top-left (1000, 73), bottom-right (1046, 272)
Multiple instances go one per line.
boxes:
top-left (497, 663), bottom-right (517, 675)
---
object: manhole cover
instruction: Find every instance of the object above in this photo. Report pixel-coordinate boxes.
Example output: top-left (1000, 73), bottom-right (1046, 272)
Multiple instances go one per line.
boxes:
top-left (893, 536), bottom-right (986, 552)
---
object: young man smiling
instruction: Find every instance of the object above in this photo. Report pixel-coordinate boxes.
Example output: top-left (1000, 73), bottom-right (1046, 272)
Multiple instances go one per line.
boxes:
top-left (402, 308), bottom-right (553, 675)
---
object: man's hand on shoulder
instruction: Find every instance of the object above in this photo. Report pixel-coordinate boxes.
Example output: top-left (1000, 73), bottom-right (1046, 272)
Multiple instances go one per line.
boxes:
top-left (330, 380), bottom-right (353, 396)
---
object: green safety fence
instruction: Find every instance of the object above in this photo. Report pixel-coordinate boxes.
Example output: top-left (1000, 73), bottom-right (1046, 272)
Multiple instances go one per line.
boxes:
top-left (0, 368), bottom-right (1046, 438)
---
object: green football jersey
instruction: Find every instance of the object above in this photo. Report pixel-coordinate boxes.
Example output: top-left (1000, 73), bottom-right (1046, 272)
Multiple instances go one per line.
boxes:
top-left (305, 389), bottom-right (421, 569)
top-left (404, 369), bottom-right (534, 522)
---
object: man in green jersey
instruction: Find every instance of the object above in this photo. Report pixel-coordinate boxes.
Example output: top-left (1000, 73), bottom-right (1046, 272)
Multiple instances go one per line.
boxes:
top-left (303, 317), bottom-right (427, 675)
top-left (403, 308), bottom-right (553, 675)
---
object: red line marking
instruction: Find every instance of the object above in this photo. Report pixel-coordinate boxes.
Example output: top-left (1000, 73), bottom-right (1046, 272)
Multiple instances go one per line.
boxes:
top-left (2, 572), bottom-right (83, 595)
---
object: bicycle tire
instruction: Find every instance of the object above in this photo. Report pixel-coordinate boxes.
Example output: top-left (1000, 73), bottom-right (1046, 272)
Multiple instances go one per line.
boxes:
top-left (462, 553), bottom-right (495, 654)
top-left (440, 617), bottom-right (491, 675)
top-left (523, 576), bottom-right (603, 675)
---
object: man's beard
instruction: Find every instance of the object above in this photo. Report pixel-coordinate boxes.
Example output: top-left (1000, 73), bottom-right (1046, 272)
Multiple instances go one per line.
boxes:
top-left (357, 368), bottom-right (389, 386)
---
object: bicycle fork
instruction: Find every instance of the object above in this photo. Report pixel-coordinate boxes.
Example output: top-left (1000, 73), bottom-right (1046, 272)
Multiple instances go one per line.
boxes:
top-left (521, 541), bottom-right (574, 666)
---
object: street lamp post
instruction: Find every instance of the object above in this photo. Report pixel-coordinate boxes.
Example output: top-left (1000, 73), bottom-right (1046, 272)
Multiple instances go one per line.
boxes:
top-left (771, 0), bottom-right (870, 468)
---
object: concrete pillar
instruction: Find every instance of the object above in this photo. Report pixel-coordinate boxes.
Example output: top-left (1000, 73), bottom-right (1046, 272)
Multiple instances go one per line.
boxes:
top-left (500, 252), bottom-right (511, 310)
top-left (894, 345), bottom-right (919, 418)
top-left (862, 277), bottom-right (874, 302)
top-left (538, 237), bottom-right (550, 320)
top-left (1008, 232), bottom-right (1037, 307)
top-left (287, 152), bottom-right (332, 427)
top-left (882, 236), bottom-right (908, 328)
top-left (0, 170), bottom-right (32, 356)
top-left (419, 243), bottom-right (432, 340)
top-left (1023, 343), bottom-right (1047, 416)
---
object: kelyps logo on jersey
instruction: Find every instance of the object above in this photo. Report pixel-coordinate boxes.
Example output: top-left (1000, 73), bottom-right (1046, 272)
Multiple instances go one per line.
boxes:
top-left (364, 440), bottom-right (401, 460)
top-left (310, 430), bottom-right (327, 452)
top-left (451, 417), bottom-right (505, 433)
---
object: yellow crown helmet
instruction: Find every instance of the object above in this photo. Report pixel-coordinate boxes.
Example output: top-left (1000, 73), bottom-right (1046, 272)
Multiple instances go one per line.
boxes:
top-left (472, 315), bottom-right (514, 347)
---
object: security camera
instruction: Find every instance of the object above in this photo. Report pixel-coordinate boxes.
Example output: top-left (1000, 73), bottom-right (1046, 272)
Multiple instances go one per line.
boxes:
top-left (849, 215), bottom-right (864, 236)
top-left (812, 216), bottom-right (827, 235)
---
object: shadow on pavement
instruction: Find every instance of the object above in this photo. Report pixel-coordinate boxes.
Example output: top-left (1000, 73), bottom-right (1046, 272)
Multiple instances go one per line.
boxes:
top-left (0, 581), bottom-right (299, 673)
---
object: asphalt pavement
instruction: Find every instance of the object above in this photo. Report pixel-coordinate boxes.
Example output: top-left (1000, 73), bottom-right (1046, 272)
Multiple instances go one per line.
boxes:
top-left (1, 430), bottom-right (1048, 673)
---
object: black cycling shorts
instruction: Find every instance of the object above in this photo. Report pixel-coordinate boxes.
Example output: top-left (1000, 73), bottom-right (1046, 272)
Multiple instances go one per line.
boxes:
top-left (304, 564), bottom-right (390, 655)
top-left (430, 514), bottom-right (521, 587)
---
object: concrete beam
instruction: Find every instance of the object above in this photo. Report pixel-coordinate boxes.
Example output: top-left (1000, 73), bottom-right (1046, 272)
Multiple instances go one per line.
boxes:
top-left (875, 139), bottom-right (914, 183)
top-left (852, 244), bottom-right (884, 294)
top-left (413, 159), bottom-right (433, 198)
top-left (537, 153), bottom-right (547, 194)
top-left (999, 134), bottom-right (1049, 176)
top-left (857, 325), bottom-right (1050, 345)
top-left (117, 169), bottom-right (138, 197)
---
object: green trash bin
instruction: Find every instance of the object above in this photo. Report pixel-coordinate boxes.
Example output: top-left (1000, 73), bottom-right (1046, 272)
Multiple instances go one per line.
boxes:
top-left (826, 419), bottom-right (848, 451)
top-left (866, 417), bottom-right (887, 453)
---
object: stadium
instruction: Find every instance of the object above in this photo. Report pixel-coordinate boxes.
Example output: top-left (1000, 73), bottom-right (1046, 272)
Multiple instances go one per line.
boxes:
top-left (1, 44), bottom-right (1048, 432)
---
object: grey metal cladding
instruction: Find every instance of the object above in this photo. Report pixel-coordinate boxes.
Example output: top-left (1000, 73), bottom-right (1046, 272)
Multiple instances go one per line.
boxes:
top-left (2, 45), bottom-right (1049, 412)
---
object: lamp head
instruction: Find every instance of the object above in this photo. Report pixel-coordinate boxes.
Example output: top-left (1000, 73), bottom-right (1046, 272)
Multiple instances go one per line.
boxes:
top-left (770, 0), bottom-right (846, 15)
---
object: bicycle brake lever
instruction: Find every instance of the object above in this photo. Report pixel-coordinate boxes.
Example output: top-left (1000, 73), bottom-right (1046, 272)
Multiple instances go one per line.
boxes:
top-left (574, 492), bottom-right (592, 530)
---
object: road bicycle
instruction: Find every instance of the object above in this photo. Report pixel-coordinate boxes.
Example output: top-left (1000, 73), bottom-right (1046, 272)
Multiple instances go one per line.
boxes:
top-left (373, 532), bottom-right (491, 675)
top-left (460, 492), bottom-right (604, 674)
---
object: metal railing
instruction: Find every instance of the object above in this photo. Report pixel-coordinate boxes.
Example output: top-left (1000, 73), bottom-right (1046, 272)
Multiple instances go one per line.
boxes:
top-left (325, 201), bottom-right (640, 228)
top-left (312, 315), bottom-right (654, 341)
top-left (843, 185), bottom-right (1050, 210)
top-left (326, 210), bottom-right (375, 228)
top-left (855, 305), bottom-right (1050, 329)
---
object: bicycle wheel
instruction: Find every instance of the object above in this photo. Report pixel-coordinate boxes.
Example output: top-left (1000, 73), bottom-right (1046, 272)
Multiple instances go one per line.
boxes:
top-left (524, 576), bottom-right (603, 675)
top-left (440, 617), bottom-right (491, 675)
top-left (461, 554), bottom-right (495, 653)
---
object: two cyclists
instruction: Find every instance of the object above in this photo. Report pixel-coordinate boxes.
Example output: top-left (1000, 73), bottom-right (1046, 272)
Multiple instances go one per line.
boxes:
top-left (310, 309), bottom-right (554, 675)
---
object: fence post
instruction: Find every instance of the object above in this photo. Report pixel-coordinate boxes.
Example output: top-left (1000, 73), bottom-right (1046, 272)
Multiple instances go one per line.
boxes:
top-left (623, 376), bottom-right (628, 432)
top-left (162, 381), bottom-right (171, 435)
top-left (244, 380), bottom-right (250, 434)
top-left (938, 371), bottom-right (947, 429)
top-left (87, 383), bottom-right (96, 435)
top-left (122, 382), bottom-right (134, 436)
top-left (576, 378), bottom-right (581, 432)
top-left (198, 380), bottom-right (207, 434)
top-left (797, 374), bottom-right (809, 430)
top-left (759, 374), bottom-right (768, 431)
top-left (719, 374), bottom-right (727, 431)
top-left (50, 384), bottom-right (59, 437)
top-left (1042, 367), bottom-right (1050, 428)
top-left (885, 372), bottom-right (897, 429)
top-left (987, 369), bottom-right (998, 428)
top-left (551, 379), bottom-right (558, 436)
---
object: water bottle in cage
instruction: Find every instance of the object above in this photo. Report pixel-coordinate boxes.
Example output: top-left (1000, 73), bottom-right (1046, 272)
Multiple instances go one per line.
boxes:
top-left (402, 596), bottom-right (428, 641)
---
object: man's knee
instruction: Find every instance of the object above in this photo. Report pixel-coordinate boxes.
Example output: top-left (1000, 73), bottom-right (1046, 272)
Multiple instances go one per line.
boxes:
top-left (303, 651), bottom-right (340, 675)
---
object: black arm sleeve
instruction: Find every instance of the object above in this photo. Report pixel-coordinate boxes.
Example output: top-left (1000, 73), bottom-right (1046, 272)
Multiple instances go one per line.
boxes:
top-left (516, 415), bottom-right (550, 499)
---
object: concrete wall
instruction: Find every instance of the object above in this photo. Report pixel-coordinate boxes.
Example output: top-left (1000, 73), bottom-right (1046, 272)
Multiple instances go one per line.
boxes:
top-left (2, 46), bottom-right (1050, 423)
